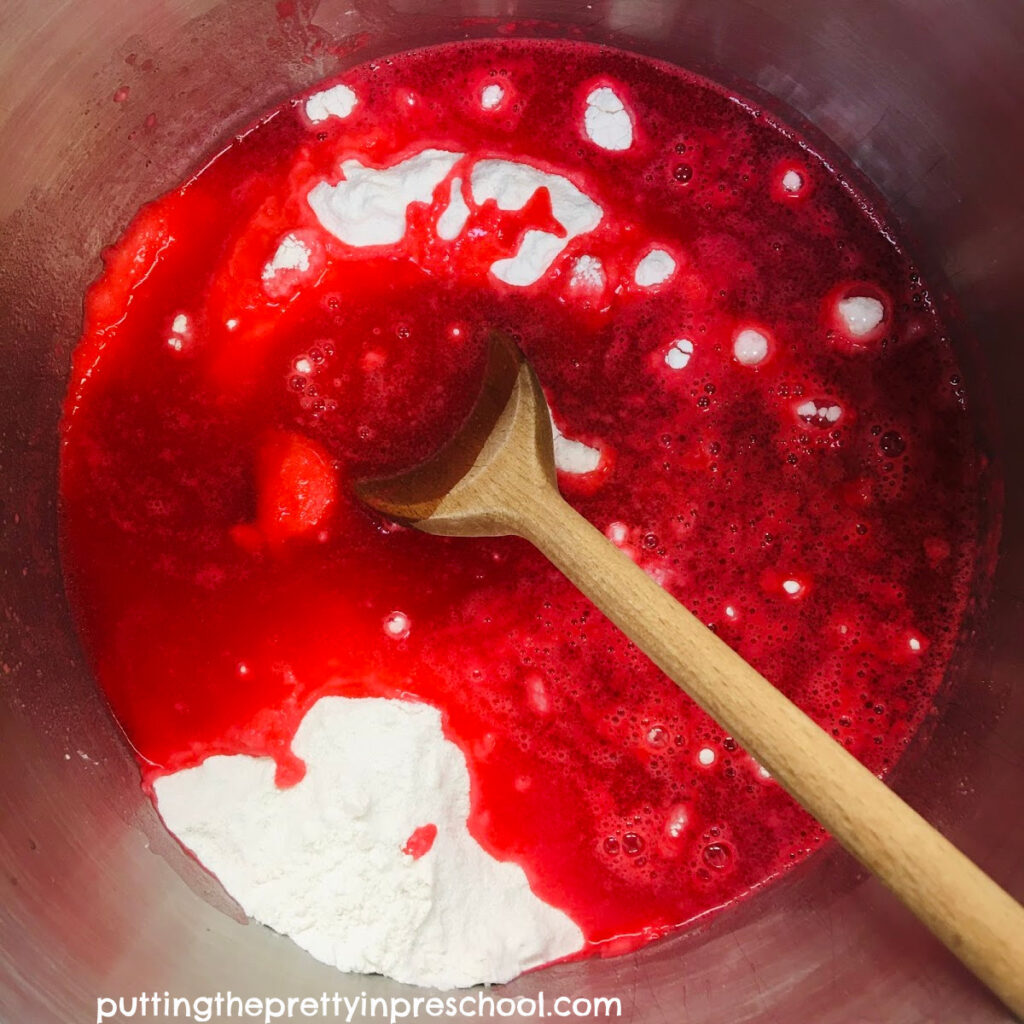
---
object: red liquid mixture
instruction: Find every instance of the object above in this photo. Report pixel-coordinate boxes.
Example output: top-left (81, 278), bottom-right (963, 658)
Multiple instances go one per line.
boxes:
top-left (61, 40), bottom-right (988, 958)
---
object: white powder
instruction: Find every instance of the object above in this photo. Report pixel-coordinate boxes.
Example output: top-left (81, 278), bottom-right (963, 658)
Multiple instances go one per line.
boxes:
top-left (383, 610), bottom-right (411, 639)
top-left (168, 313), bottom-right (189, 351)
top-left (837, 295), bottom-right (884, 337)
top-left (606, 522), bottom-right (629, 546)
top-left (549, 410), bottom-right (601, 475)
top-left (308, 152), bottom-right (602, 287)
top-left (697, 747), bottom-right (716, 766)
top-left (524, 675), bottom-right (551, 716)
top-left (795, 399), bottom-right (842, 425)
top-left (494, 231), bottom-right (567, 287)
top-left (665, 338), bottom-right (693, 370)
top-left (634, 249), bottom-right (676, 287)
top-left (308, 149), bottom-right (464, 247)
top-left (154, 697), bottom-right (583, 989)
top-left (583, 86), bottom-right (633, 151)
top-left (569, 254), bottom-right (605, 290)
top-left (263, 235), bottom-right (311, 281)
top-left (436, 177), bottom-right (470, 240)
top-left (480, 84), bottom-right (505, 110)
top-left (305, 84), bottom-right (358, 124)
top-left (470, 160), bottom-right (602, 286)
top-left (665, 805), bottom-right (687, 839)
top-left (781, 170), bottom-right (803, 193)
top-left (733, 328), bottom-right (769, 366)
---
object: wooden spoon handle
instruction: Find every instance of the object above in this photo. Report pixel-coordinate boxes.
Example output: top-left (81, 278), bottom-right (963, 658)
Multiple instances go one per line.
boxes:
top-left (515, 485), bottom-right (1024, 1018)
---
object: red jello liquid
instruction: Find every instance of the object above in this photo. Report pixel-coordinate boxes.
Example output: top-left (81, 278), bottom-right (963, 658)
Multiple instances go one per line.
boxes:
top-left (60, 40), bottom-right (990, 958)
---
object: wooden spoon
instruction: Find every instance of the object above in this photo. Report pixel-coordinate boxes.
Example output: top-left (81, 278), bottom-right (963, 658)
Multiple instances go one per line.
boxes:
top-left (357, 330), bottom-right (1024, 1018)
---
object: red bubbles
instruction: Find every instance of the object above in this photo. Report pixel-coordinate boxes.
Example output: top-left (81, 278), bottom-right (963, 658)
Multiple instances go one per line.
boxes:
top-left (622, 832), bottom-right (645, 856)
top-left (702, 842), bottom-right (733, 870)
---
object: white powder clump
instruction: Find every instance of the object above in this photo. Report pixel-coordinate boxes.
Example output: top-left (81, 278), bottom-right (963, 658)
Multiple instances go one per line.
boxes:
top-left (436, 177), bottom-right (471, 240)
top-left (470, 160), bottom-right (602, 286)
top-left (569, 255), bottom-right (605, 290)
top-left (309, 149), bottom-right (464, 248)
top-left (480, 84), bottom-right (505, 110)
top-left (634, 249), bottom-right (676, 287)
top-left (309, 151), bottom-right (602, 286)
top-left (305, 84), bottom-right (358, 124)
top-left (733, 328), bottom-right (769, 366)
top-left (263, 235), bottom-right (311, 281)
top-left (154, 697), bottom-right (582, 989)
top-left (796, 399), bottom-right (842, 425)
top-left (493, 232), bottom-right (566, 287)
top-left (383, 611), bottom-right (411, 639)
top-left (549, 410), bottom-right (601, 475)
top-left (781, 170), bottom-right (803, 193)
top-left (606, 522), bottom-right (629, 546)
top-left (168, 313), bottom-right (190, 351)
top-left (665, 338), bottom-right (693, 370)
top-left (837, 295), bottom-right (884, 337)
top-left (583, 86), bottom-right (633, 151)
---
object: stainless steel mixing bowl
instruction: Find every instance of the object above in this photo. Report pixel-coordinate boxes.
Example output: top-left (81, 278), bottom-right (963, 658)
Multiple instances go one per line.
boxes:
top-left (2, 1), bottom-right (1022, 1021)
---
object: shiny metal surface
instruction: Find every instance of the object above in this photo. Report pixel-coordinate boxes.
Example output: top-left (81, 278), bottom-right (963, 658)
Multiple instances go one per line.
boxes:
top-left (1, 1), bottom-right (1022, 1021)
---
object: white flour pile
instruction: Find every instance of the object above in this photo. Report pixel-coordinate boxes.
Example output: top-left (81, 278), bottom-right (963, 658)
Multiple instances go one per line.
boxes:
top-left (156, 81), bottom-right (640, 989)
top-left (154, 697), bottom-right (583, 989)
top-left (307, 151), bottom-right (602, 288)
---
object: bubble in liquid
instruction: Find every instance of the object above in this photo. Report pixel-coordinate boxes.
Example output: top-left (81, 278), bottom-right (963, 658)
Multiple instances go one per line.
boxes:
top-left (646, 725), bottom-right (670, 748)
top-left (622, 832), bottom-right (645, 856)
top-left (702, 842), bottom-right (732, 870)
top-left (879, 430), bottom-right (905, 457)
